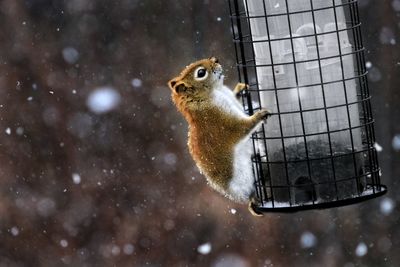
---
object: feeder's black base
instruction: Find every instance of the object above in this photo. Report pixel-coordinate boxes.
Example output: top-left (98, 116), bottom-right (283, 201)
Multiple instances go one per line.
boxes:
top-left (254, 185), bottom-right (387, 213)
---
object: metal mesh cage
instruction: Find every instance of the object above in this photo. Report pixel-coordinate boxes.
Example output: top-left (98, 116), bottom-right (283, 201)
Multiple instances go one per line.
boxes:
top-left (228, 0), bottom-right (387, 212)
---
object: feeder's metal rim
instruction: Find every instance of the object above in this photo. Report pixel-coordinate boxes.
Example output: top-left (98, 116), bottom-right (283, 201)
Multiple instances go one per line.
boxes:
top-left (231, 0), bottom-right (359, 20)
top-left (254, 185), bottom-right (387, 213)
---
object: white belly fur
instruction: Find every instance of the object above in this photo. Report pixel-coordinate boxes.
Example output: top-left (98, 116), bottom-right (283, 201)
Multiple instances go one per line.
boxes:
top-left (228, 136), bottom-right (255, 203)
top-left (211, 85), bottom-right (258, 203)
top-left (212, 86), bottom-right (247, 119)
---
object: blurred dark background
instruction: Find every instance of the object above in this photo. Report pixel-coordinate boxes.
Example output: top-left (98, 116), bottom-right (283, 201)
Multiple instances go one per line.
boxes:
top-left (0, 0), bottom-right (398, 266)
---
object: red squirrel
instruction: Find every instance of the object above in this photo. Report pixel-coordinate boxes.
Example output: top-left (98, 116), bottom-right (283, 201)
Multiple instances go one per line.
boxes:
top-left (168, 57), bottom-right (271, 216)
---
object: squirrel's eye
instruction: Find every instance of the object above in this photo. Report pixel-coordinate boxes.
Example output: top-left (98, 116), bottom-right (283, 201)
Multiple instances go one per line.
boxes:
top-left (194, 67), bottom-right (208, 81)
top-left (197, 68), bottom-right (206, 78)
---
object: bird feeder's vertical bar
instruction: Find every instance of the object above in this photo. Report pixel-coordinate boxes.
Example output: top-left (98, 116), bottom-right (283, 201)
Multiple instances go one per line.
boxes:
top-left (232, 0), bottom-right (254, 115)
top-left (308, 0), bottom-right (339, 200)
top-left (331, 0), bottom-right (361, 196)
top-left (284, 0), bottom-right (316, 204)
top-left (253, 151), bottom-right (264, 205)
top-left (228, 0), bottom-right (242, 82)
top-left (259, 126), bottom-right (273, 205)
top-left (228, 1), bottom-right (251, 116)
top-left (255, 153), bottom-right (268, 206)
top-left (243, 0), bottom-right (264, 112)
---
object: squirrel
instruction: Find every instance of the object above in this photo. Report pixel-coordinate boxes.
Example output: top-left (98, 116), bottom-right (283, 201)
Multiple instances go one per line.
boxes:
top-left (168, 57), bottom-right (271, 216)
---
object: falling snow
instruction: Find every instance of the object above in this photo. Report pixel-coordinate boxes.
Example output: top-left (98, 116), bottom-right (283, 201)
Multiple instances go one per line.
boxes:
top-left (123, 244), bottom-right (134, 255)
top-left (380, 198), bottom-right (395, 216)
top-left (10, 227), bottom-right (19, 236)
top-left (86, 87), bottom-right (121, 114)
top-left (374, 142), bottom-right (383, 152)
top-left (300, 231), bottom-right (317, 249)
top-left (16, 127), bottom-right (24, 135)
top-left (60, 239), bottom-right (68, 248)
top-left (131, 78), bottom-right (143, 88)
top-left (197, 242), bottom-right (212, 255)
top-left (62, 47), bottom-right (80, 64)
top-left (355, 242), bottom-right (368, 257)
top-left (392, 135), bottom-right (400, 151)
top-left (111, 245), bottom-right (121, 256)
top-left (72, 173), bottom-right (81, 184)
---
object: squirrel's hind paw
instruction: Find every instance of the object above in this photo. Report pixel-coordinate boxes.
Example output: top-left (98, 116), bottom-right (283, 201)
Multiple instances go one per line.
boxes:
top-left (248, 201), bottom-right (263, 217)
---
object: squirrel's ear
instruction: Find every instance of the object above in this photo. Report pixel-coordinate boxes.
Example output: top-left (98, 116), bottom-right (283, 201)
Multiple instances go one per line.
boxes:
top-left (168, 79), bottom-right (187, 94)
top-left (168, 79), bottom-right (177, 89)
top-left (209, 57), bottom-right (219, 63)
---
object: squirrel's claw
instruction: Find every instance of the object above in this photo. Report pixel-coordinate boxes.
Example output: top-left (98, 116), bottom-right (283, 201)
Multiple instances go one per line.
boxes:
top-left (257, 109), bottom-right (272, 121)
top-left (262, 109), bottom-right (272, 120)
top-left (248, 201), bottom-right (263, 217)
top-left (248, 194), bottom-right (263, 217)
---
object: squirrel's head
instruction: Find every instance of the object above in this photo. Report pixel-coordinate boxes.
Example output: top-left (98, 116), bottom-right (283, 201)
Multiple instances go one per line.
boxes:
top-left (168, 57), bottom-right (224, 97)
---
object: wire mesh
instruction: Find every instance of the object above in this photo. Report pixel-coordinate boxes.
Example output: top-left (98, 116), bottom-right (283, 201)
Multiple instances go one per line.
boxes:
top-left (228, 0), bottom-right (386, 212)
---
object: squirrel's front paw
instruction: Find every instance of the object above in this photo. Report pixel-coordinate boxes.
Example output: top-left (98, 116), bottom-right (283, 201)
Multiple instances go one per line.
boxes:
top-left (257, 109), bottom-right (272, 120)
top-left (234, 83), bottom-right (249, 96)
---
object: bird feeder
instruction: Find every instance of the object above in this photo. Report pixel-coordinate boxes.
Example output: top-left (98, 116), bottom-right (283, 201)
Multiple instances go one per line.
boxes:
top-left (227, 0), bottom-right (386, 212)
